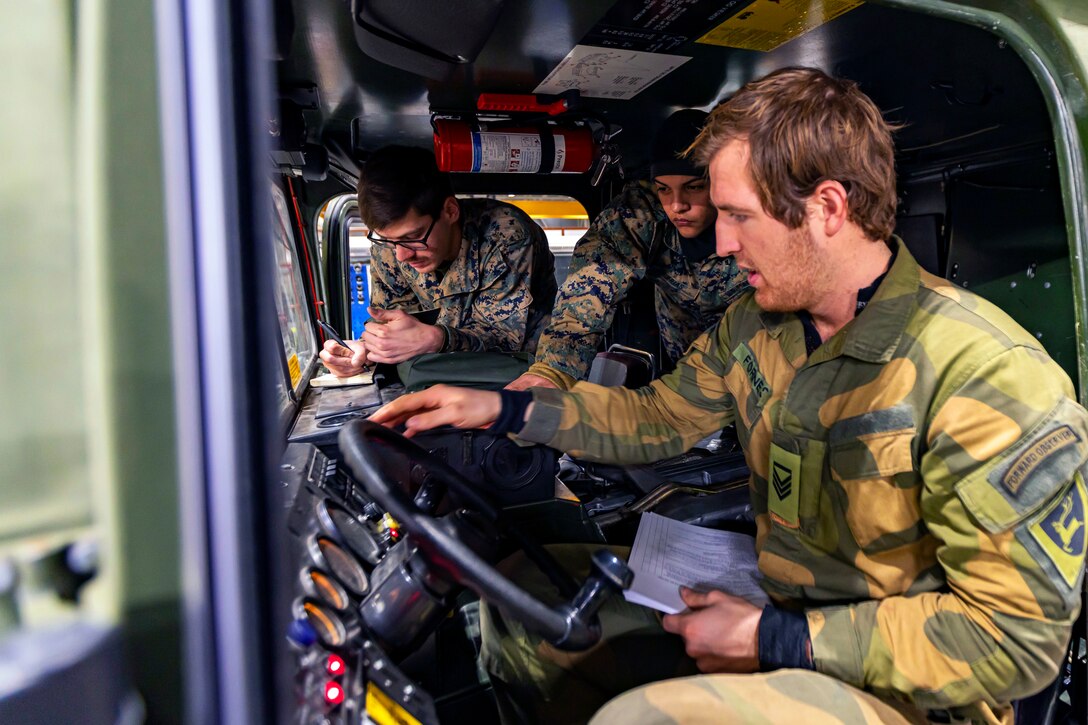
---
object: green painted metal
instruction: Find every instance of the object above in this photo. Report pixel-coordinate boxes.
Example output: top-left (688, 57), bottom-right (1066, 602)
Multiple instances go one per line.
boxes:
top-left (76, 0), bottom-right (182, 717)
top-left (0, 3), bottom-right (90, 547)
top-left (878, 0), bottom-right (1088, 397)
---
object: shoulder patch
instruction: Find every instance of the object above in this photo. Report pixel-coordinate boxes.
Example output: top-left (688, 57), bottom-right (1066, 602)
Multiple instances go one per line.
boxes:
top-left (963, 397), bottom-right (1088, 532)
top-left (732, 342), bottom-right (771, 406)
top-left (1003, 426), bottom-right (1081, 496)
top-left (1027, 473), bottom-right (1087, 589)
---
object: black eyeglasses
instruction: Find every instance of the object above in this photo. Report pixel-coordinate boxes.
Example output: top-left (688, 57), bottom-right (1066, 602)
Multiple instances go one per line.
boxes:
top-left (366, 217), bottom-right (437, 251)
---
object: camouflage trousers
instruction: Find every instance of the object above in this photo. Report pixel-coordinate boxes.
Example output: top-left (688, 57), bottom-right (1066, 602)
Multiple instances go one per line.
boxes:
top-left (480, 544), bottom-right (940, 725)
top-left (480, 544), bottom-right (698, 724)
top-left (591, 671), bottom-right (930, 724)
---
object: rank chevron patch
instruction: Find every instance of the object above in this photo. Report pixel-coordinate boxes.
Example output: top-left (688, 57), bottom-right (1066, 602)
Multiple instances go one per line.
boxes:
top-left (769, 443), bottom-right (801, 529)
top-left (772, 461), bottom-right (793, 500)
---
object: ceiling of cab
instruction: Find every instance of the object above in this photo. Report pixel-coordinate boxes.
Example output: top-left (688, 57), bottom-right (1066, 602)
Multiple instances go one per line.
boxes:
top-left (276, 0), bottom-right (1053, 177)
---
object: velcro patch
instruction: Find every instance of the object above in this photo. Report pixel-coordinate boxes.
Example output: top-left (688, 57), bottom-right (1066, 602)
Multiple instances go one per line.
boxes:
top-left (769, 442), bottom-right (800, 529)
top-left (1027, 473), bottom-right (1088, 589)
top-left (732, 343), bottom-right (771, 407)
top-left (1004, 426), bottom-right (1081, 496)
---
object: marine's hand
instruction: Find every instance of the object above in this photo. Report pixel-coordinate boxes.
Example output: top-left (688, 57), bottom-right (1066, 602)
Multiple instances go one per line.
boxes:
top-left (319, 338), bottom-right (369, 377)
top-left (661, 587), bottom-right (761, 673)
top-left (506, 373), bottom-right (559, 391)
top-left (368, 385), bottom-right (502, 437)
top-left (362, 307), bottom-right (444, 364)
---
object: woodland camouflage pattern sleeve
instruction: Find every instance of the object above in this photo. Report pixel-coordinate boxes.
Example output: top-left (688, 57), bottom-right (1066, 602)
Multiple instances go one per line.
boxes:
top-left (809, 322), bottom-right (1088, 713)
top-left (527, 183), bottom-right (660, 387)
top-left (441, 203), bottom-right (553, 353)
top-left (369, 242), bottom-right (423, 312)
top-left (517, 320), bottom-right (737, 463)
top-left (518, 243), bottom-right (1087, 717)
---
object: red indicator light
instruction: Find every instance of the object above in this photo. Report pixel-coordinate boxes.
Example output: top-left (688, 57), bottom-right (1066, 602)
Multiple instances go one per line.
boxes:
top-left (326, 654), bottom-right (345, 676)
top-left (324, 681), bottom-right (345, 705)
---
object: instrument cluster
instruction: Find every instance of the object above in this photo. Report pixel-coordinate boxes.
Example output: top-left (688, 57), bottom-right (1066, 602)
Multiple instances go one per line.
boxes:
top-left (281, 443), bottom-right (438, 725)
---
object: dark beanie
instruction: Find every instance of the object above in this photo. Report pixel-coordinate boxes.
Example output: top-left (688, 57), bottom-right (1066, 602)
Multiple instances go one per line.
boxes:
top-left (650, 109), bottom-right (708, 179)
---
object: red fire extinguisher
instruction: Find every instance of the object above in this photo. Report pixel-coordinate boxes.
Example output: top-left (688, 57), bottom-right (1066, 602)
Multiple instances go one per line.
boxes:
top-left (433, 118), bottom-right (596, 174)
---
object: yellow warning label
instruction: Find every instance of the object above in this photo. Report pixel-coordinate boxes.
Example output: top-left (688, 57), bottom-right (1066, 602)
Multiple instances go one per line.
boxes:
top-left (365, 681), bottom-right (423, 725)
top-left (697, 0), bottom-right (863, 52)
top-left (287, 353), bottom-right (301, 388)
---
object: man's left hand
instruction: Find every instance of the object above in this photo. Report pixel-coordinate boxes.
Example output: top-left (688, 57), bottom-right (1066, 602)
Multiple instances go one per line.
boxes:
top-left (361, 307), bottom-right (445, 364)
top-left (661, 587), bottom-right (762, 673)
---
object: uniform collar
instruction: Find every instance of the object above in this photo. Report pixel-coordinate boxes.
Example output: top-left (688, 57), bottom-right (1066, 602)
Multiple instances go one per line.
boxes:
top-left (679, 224), bottom-right (718, 264)
top-left (638, 179), bottom-right (719, 262)
top-left (758, 237), bottom-right (919, 364)
top-left (840, 237), bottom-right (917, 362)
top-left (398, 219), bottom-right (477, 297)
top-left (435, 227), bottom-right (476, 297)
top-left (403, 199), bottom-right (476, 298)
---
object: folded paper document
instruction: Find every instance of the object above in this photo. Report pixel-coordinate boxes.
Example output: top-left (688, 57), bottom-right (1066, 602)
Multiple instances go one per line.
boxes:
top-left (623, 513), bottom-right (769, 614)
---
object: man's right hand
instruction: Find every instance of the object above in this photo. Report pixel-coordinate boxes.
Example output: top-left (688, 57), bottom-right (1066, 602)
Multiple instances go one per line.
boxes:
top-left (319, 338), bottom-right (369, 378)
top-left (369, 385), bottom-right (502, 437)
top-left (506, 373), bottom-right (559, 391)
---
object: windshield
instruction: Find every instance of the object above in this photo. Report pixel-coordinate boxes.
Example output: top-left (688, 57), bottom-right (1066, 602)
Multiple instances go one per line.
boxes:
top-left (271, 183), bottom-right (318, 400)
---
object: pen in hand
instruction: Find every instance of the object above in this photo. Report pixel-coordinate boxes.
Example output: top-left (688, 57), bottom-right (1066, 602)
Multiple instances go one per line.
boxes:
top-left (317, 319), bottom-right (353, 350)
top-left (318, 320), bottom-right (371, 372)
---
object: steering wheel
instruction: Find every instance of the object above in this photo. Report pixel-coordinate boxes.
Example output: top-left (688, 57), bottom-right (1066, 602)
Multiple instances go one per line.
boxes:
top-left (338, 419), bottom-right (631, 651)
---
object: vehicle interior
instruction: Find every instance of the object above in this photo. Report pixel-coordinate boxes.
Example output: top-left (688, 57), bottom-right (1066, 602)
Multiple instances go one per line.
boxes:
top-left (3, 1), bottom-right (1087, 724)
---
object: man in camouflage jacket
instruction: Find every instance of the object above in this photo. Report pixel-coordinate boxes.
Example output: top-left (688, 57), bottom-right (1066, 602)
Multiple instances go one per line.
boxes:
top-left (372, 69), bottom-right (1087, 723)
top-left (321, 145), bottom-right (555, 374)
top-left (510, 110), bottom-right (748, 391)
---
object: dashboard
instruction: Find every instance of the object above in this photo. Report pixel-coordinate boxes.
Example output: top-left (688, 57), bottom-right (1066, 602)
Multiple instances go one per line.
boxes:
top-left (276, 367), bottom-right (751, 724)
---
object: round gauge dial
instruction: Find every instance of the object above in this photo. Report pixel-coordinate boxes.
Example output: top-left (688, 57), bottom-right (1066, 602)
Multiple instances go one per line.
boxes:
top-left (312, 536), bottom-right (369, 597)
top-left (302, 568), bottom-right (349, 611)
top-left (320, 500), bottom-right (383, 567)
top-left (300, 599), bottom-right (347, 648)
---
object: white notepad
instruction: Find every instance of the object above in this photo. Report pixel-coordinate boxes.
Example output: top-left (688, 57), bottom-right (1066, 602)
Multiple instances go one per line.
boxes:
top-left (310, 370), bottom-right (374, 387)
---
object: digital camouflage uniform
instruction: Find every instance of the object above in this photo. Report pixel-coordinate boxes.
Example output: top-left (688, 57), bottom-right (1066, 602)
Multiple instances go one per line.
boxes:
top-left (370, 198), bottom-right (556, 354)
top-left (526, 180), bottom-right (748, 388)
top-left (509, 241), bottom-right (1088, 723)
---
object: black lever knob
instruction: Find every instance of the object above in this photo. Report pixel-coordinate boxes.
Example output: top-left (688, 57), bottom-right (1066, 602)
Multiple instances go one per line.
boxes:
top-left (556, 550), bottom-right (633, 650)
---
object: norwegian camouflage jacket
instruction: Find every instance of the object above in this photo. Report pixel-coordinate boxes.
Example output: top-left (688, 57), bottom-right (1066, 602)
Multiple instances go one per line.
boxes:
top-left (517, 241), bottom-right (1088, 721)
top-left (370, 198), bottom-right (556, 354)
top-left (528, 180), bottom-right (748, 388)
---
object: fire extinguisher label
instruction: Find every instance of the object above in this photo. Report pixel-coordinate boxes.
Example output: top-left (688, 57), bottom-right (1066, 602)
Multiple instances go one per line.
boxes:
top-left (552, 136), bottom-right (567, 173)
top-left (471, 132), bottom-right (543, 173)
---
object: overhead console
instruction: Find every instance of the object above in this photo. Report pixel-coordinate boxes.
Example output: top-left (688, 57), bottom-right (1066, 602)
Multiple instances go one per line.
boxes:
top-left (351, 0), bottom-right (509, 79)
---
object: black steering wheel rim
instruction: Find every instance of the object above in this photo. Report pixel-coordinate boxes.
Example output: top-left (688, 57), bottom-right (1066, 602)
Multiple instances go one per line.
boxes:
top-left (338, 420), bottom-right (612, 650)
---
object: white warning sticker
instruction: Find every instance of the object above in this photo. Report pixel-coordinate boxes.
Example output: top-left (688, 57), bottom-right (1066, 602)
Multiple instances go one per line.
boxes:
top-left (471, 132), bottom-right (544, 173)
top-left (533, 45), bottom-right (691, 101)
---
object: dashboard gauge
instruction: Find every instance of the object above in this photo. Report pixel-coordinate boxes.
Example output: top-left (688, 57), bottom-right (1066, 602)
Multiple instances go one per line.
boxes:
top-left (309, 535), bottom-right (369, 597)
top-left (301, 568), bottom-right (349, 611)
top-left (294, 597), bottom-right (348, 649)
top-left (317, 499), bottom-right (383, 567)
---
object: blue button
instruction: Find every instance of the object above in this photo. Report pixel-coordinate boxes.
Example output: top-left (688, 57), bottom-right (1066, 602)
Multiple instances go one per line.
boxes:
top-left (287, 618), bottom-right (317, 647)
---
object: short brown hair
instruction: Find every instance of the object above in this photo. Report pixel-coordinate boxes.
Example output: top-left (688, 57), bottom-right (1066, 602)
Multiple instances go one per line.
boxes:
top-left (358, 145), bottom-right (453, 229)
top-left (691, 67), bottom-right (897, 241)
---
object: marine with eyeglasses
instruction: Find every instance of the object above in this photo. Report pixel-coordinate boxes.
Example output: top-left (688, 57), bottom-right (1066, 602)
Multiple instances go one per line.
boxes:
top-left (320, 145), bottom-right (557, 374)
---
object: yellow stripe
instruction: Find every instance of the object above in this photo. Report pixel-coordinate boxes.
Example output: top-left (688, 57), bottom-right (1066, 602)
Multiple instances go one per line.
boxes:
top-left (365, 682), bottom-right (423, 725)
top-left (505, 199), bottom-right (588, 220)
